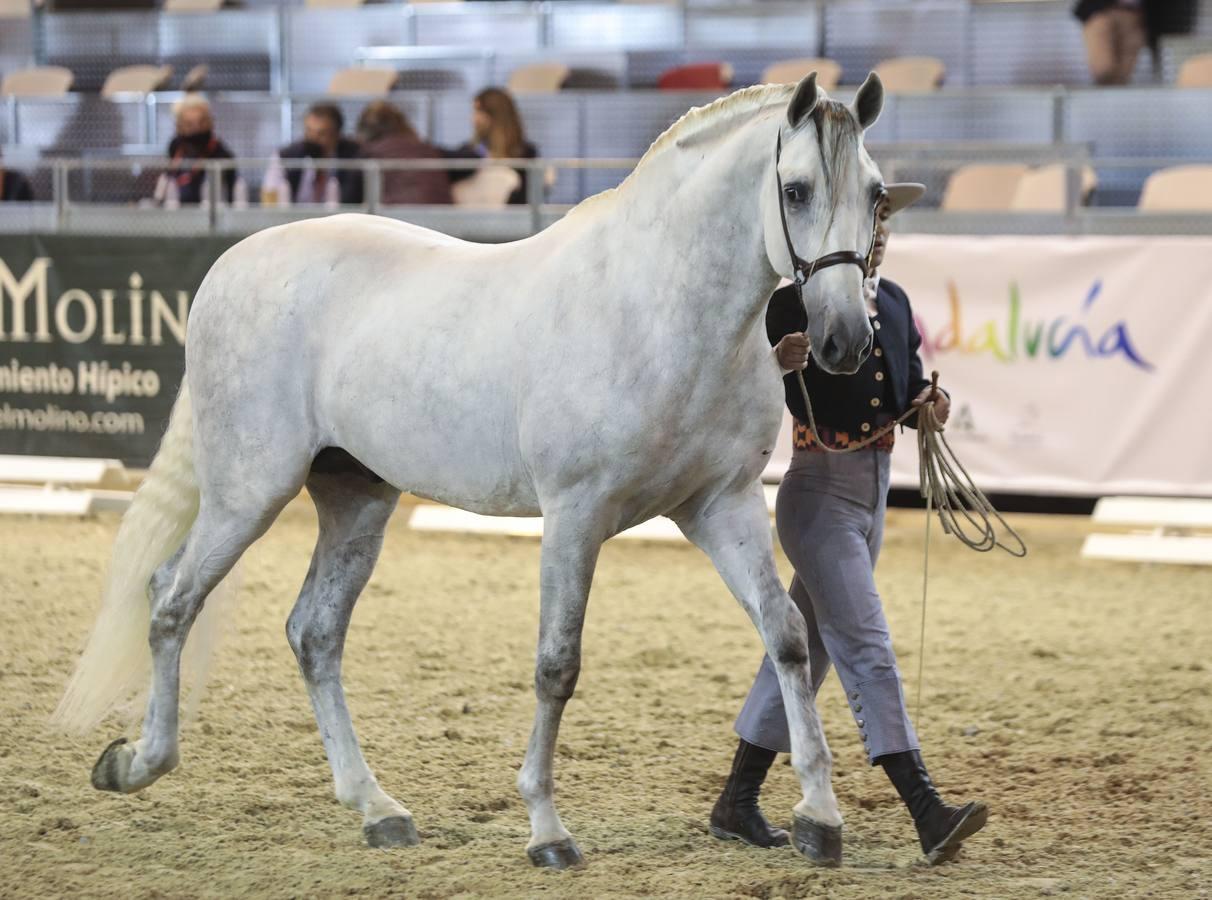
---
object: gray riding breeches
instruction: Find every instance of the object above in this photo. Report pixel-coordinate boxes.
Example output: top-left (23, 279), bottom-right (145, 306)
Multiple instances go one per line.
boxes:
top-left (734, 446), bottom-right (919, 763)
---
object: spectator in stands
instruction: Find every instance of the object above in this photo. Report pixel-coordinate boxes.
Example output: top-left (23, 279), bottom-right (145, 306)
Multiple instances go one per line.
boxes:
top-left (1075, 0), bottom-right (1146, 84)
top-left (1074, 0), bottom-right (1197, 84)
top-left (158, 95), bottom-right (236, 205)
top-left (356, 101), bottom-right (452, 205)
top-left (262, 102), bottom-right (364, 206)
top-left (443, 87), bottom-right (539, 206)
top-left (0, 152), bottom-right (34, 202)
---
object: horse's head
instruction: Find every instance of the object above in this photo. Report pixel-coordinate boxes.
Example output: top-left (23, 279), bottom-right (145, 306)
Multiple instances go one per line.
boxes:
top-left (762, 72), bottom-right (886, 375)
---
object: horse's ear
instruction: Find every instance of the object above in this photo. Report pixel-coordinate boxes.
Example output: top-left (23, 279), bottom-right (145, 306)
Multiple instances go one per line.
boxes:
top-left (786, 72), bottom-right (819, 128)
top-left (852, 71), bottom-right (884, 130)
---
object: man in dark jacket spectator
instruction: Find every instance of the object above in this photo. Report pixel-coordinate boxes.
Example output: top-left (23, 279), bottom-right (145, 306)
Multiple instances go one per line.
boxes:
top-left (263, 103), bottom-right (364, 206)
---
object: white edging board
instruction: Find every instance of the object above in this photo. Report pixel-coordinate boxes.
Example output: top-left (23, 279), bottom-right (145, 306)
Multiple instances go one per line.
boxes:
top-left (1082, 495), bottom-right (1212, 566)
top-left (1081, 532), bottom-right (1212, 566)
top-left (0, 486), bottom-right (95, 516)
top-left (408, 505), bottom-right (689, 543)
top-left (0, 455), bottom-right (128, 488)
top-left (1091, 496), bottom-right (1212, 529)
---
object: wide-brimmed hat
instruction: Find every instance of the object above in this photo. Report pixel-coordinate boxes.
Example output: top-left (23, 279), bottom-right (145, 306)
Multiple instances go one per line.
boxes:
top-left (885, 182), bottom-right (926, 214)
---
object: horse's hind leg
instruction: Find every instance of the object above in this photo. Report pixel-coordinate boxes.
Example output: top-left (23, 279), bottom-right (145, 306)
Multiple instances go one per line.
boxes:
top-left (92, 495), bottom-right (289, 794)
top-left (517, 507), bottom-right (606, 870)
top-left (286, 465), bottom-right (414, 848)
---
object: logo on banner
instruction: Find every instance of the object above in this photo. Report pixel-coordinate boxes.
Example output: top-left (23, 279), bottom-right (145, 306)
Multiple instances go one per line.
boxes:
top-left (916, 280), bottom-right (1153, 371)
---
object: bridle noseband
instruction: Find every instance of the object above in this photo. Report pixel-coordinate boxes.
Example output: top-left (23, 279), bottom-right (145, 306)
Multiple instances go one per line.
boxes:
top-left (775, 131), bottom-right (886, 288)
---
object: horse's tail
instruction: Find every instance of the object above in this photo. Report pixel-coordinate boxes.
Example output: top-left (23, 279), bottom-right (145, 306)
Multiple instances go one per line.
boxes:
top-left (52, 380), bottom-right (233, 733)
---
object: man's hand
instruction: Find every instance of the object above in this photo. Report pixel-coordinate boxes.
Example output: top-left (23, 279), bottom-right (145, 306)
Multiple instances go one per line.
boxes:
top-left (911, 384), bottom-right (951, 425)
top-left (774, 333), bottom-right (811, 372)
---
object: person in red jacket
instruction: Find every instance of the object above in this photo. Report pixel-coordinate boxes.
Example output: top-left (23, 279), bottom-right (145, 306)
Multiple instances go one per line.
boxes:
top-left (356, 101), bottom-right (452, 206)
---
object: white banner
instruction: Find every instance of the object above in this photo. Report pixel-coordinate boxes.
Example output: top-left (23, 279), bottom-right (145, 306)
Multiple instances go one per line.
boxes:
top-left (766, 236), bottom-right (1212, 498)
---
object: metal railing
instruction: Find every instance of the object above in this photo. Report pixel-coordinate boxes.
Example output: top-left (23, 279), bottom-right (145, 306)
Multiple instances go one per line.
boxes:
top-left (3, 151), bottom-right (1212, 240)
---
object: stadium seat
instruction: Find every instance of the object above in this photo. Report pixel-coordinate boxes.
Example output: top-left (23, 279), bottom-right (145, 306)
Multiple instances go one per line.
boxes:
top-left (760, 58), bottom-right (841, 90)
top-left (941, 164), bottom-right (1028, 211)
top-left (181, 64), bottom-right (209, 92)
top-left (451, 166), bottom-right (521, 207)
top-left (1010, 164), bottom-right (1098, 212)
top-left (0, 66), bottom-right (74, 98)
top-left (0, 0), bottom-right (31, 18)
top-left (873, 56), bottom-right (945, 92)
top-left (326, 67), bottom-right (398, 96)
top-left (657, 62), bottom-right (733, 91)
top-left (1175, 53), bottom-right (1212, 88)
top-left (1138, 165), bottom-right (1212, 211)
top-left (305, 0), bottom-right (366, 8)
top-left (507, 63), bottom-right (569, 94)
top-left (163, 0), bottom-right (224, 11)
top-left (101, 65), bottom-right (174, 98)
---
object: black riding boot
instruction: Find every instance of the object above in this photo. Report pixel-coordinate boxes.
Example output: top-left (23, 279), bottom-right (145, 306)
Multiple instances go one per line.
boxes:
top-left (710, 740), bottom-right (790, 848)
top-left (878, 750), bottom-right (989, 864)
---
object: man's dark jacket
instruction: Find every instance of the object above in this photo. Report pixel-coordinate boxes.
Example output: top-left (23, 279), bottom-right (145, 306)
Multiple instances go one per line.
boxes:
top-left (279, 137), bottom-right (364, 205)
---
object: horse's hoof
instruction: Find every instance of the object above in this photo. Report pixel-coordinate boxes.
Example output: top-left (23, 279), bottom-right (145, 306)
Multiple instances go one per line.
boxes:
top-left (364, 815), bottom-right (420, 849)
top-left (792, 815), bottom-right (843, 867)
top-left (90, 738), bottom-right (135, 793)
top-left (527, 837), bottom-right (585, 869)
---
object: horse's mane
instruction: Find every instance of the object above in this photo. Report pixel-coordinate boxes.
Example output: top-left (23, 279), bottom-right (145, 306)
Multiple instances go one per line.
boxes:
top-left (573, 83), bottom-right (858, 215)
top-left (634, 83), bottom-right (795, 172)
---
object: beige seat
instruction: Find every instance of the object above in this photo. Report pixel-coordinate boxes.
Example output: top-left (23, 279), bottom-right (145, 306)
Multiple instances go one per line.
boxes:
top-left (102, 65), bottom-right (173, 97)
top-left (305, 0), bottom-right (365, 8)
top-left (163, 0), bottom-right (224, 11)
top-left (0, 66), bottom-right (74, 98)
top-left (181, 64), bottom-right (209, 92)
top-left (507, 63), bottom-right (569, 94)
top-left (451, 166), bottom-right (522, 208)
top-left (0, 0), bottom-right (31, 18)
top-left (760, 58), bottom-right (841, 91)
top-left (1176, 53), bottom-right (1212, 88)
top-left (1138, 165), bottom-right (1212, 212)
top-left (873, 56), bottom-right (945, 92)
top-left (1011, 164), bottom-right (1099, 212)
top-left (941, 164), bottom-right (1029, 211)
top-left (326, 67), bottom-right (397, 96)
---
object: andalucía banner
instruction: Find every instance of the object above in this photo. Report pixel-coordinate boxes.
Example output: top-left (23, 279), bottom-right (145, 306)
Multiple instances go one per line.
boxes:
top-left (817, 235), bottom-right (1212, 497)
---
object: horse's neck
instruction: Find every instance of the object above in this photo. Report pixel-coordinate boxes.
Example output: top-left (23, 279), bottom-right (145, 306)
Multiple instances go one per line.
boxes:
top-left (563, 116), bottom-right (780, 355)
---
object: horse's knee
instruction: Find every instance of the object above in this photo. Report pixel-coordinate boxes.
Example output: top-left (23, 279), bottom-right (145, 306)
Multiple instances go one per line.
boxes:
top-left (762, 598), bottom-right (810, 668)
top-left (286, 607), bottom-right (339, 679)
top-left (535, 652), bottom-right (580, 701)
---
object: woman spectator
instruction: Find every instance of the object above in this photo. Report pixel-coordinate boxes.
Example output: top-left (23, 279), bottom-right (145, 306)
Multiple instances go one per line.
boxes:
top-left (444, 87), bottom-right (538, 206)
top-left (158, 95), bottom-right (236, 205)
top-left (356, 101), bottom-right (452, 205)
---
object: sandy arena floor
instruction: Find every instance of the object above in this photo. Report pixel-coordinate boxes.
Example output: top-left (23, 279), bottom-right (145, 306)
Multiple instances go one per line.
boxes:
top-left (0, 501), bottom-right (1209, 899)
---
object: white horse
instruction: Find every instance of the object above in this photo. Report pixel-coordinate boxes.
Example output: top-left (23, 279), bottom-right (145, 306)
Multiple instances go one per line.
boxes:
top-left (55, 73), bottom-right (887, 869)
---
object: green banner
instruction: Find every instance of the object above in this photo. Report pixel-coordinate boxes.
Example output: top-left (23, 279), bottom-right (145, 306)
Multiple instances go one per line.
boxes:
top-left (0, 234), bottom-right (237, 467)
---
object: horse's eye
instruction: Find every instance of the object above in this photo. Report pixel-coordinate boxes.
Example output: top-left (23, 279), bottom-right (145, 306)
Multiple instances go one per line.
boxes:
top-left (783, 183), bottom-right (808, 205)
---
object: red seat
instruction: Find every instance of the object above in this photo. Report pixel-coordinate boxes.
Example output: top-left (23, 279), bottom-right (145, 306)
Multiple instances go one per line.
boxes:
top-left (657, 62), bottom-right (732, 91)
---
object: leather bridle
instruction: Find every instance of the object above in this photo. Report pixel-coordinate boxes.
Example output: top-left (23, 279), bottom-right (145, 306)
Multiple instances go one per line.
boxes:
top-left (774, 130), bottom-right (886, 288)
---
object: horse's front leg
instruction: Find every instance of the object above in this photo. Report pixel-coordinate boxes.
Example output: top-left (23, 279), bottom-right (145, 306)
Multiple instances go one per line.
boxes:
top-left (517, 505), bottom-right (607, 870)
top-left (675, 481), bottom-right (844, 866)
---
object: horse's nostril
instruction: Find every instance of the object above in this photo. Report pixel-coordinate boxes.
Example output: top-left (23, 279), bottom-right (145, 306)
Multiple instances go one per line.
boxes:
top-left (822, 335), bottom-right (840, 363)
